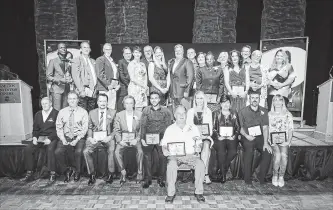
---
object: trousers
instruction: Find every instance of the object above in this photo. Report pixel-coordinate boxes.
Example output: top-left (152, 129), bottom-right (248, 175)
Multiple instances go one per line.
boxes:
top-left (142, 145), bottom-right (166, 181)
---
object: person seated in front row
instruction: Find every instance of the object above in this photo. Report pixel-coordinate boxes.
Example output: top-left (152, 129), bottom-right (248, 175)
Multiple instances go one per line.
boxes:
top-left (161, 105), bottom-right (206, 203)
top-left (186, 91), bottom-right (214, 184)
top-left (114, 95), bottom-right (143, 184)
top-left (211, 95), bottom-right (240, 183)
top-left (22, 97), bottom-right (59, 182)
top-left (55, 91), bottom-right (89, 183)
top-left (140, 91), bottom-right (173, 189)
top-left (83, 93), bottom-right (117, 185)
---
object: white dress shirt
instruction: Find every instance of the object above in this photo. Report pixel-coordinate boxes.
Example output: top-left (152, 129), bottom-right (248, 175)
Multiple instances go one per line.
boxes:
top-left (42, 108), bottom-right (53, 122)
top-left (126, 111), bottom-right (134, 132)
top-left (83, 56), bottom-right (97, 87)
top-left (105, 55), bottom-right (118, 79)
top-left (98, 109), bottom-right (107, 131)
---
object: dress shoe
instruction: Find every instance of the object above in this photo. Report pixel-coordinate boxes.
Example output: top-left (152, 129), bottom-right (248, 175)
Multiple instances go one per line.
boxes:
top-left (49, 174), bottom-right (56, 183)
top-left (88, 174), bottom-right (96, 185)
top-left (21, 171), bottom-right (34, 182)
top-left (220, 174), bottom-right (226, 184)
top-left (74, 172), bottom-right (81, 182)
top-left (165, 195), bottom-right (176, 203)
top-left (105, 173), bottom-right (114, 184)
top-left (194, 194), bottom-right (205, 203)
top-left (142, 180), bottom-right (151, 189)
top-left (136, 173), bottom-right (143, 183)
top-left (64, 169), bottom-right (73, 183)
top-left (157, 179), bottom-right (165, 188)
top-left (204, 174), bottom-right (212, 185)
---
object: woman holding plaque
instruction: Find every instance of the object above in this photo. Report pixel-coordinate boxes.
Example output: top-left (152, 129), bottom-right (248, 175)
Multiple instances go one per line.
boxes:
top-left (269, 94), bottom-right (293, 187)
top-left (212, 95), bottom-right (240, 183)
top-left (148, 46), bottom-right (170, 105)
top-left (186, 91), bottom-right (214, 184)
top-left (224, 50), bottom-right (250, 112)
top-left (196, 52), bottom-right (225, 112)
top-left (128, 46), bottom-right (149, 110)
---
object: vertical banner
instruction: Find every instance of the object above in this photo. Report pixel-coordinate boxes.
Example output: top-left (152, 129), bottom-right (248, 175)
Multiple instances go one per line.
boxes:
top-left (260, 37), bottom-right (309, 123)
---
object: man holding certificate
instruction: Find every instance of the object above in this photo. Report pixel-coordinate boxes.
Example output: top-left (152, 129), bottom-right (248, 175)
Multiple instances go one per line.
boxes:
top-left (140, 91), bottom-right (173, 189)
top-left (161, 105), bottom-right (206, 203)
top-left (114, 95), bottom-right (143, 184)
top-left (238, 89), bottom-right (272, 185)
top-left (83, 93), bottom-right (117, 185)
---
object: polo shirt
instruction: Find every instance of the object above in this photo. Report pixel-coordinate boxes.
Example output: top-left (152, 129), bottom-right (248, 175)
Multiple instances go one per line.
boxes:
top-left (238, 105), bottom-right (269, 135)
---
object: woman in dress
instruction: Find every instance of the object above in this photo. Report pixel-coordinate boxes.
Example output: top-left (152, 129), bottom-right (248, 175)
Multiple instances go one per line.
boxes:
top-left (267, 49), bottom-right (296, 110)
top-left (186, 91), bottom-right (214, 184)
top-left (128, 46), bottom-right (149, 111)
top-left (269, 94), bottom-right (293, 187)
top-left (246, 50), bottom-right (268, 107)
top-left (148, 46), bottom-right (170, 105)
top-left (224, 50), bottom-right (249, 112)
top-left (196, 52), bottom-right (225, 112)
top-left (212, 95), bottom-right (240, 183)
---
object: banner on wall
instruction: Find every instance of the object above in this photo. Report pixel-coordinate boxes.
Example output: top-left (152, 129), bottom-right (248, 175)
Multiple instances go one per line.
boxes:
top-left (260, 37), bottom-right (309, 122)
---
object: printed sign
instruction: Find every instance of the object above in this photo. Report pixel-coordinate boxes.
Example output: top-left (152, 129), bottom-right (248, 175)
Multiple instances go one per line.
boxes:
top-left (0, 82), bottom-right (21, 103)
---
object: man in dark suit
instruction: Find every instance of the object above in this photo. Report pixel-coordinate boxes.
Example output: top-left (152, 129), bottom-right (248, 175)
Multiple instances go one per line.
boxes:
top-left (114, 95), bottom-right (143, 184)
top-left (47, 43), bottom-right (72, 110)
top-left (83, 93), bottom-right (117, 185)
top-left (72, 42), bottom-right (97, 113)
top-left (95, 43), bottom-right (120, 110)
top-left (168, 44), bottom-right (195, 111)
top-left (117, 46), bottom-right (132, 111)
top-left (21, 97), bottom-right (59, 182)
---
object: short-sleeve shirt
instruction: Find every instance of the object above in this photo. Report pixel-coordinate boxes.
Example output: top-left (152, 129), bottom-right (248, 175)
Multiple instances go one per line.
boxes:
top-left (238, 105), bottom-right (269, 135)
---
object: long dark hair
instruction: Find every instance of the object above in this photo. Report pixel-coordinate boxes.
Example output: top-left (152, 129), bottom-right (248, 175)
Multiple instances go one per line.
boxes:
top-left (228, 50), bottom-right (243, 69)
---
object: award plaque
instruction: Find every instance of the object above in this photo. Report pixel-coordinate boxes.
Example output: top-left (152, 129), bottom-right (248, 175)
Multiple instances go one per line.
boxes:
top-left (167, 142), bottom-right (186, 156)
top-left (197, 124), bottom-right (210, 136)
top-left (232, 86), bottom-right (245, 95)
top-left (93, 131), bottom-right (107, 141)
top-left (219, 126), bottom-right (233, 137)
top-left (206, 94), bottom-right (218, 104)
top-left (146, 133), bottom-right (160, 145)
top-left (270, 132), bottom-right (287, 144)
top-left (121, 132), bottom-right (136, 143)
top-left (248, 125), bottom-right (262, 136)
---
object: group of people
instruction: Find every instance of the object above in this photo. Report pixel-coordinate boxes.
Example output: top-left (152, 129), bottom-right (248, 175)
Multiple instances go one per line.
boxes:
top-left (22, 42), bottom-right (295, 203)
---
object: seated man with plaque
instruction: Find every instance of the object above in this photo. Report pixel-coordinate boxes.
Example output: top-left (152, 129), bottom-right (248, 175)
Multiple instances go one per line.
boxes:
top-left (238, 89), bottom-right (272, 185)
top-left (83, 93), bottom-right (117, 185)
top-left (114, 95), bottom-right (143, 184)
top-left (212, 95), bottom-right (240, 183)
top-left (21, 97), bottom-right (59, 183)
top-left (161, 105), bottom-right (206, 203)
top-left (140, 91), bottom-right (173, 189)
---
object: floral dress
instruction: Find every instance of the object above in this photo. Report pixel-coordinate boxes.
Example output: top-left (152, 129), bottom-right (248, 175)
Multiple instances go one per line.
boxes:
top-left (268, 111), bottom-right (294, 146)
top-left (128, 60), bottom-right (148, 108)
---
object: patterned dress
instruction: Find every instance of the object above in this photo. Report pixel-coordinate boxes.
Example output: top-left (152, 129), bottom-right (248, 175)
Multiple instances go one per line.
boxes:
top-left (228, 68), bottom-right (247, 112)
top-left (268, 111), bottom-right (293, 146)
top-left (150, 64), bottom-right (168, 105)
top-left (128, 60), bottom-right (148, 108)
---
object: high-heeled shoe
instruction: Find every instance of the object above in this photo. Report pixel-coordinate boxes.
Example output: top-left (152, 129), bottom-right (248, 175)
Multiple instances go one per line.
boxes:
top-left (136, 173), bottom-right (143, 183)
top-left (120, 174), bottom-right (126, 185)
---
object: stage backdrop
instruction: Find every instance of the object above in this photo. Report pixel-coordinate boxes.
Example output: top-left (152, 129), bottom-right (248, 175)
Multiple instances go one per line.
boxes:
top-left (260, 37), bottom-right (309, 122)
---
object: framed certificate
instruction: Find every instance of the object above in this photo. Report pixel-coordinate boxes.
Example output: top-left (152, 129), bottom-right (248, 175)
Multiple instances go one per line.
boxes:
top-left (146, 133), bottom-right (160, 145)
top-left (248, 125), bottom-right (262, 136)
top-left (93, 131), bottom-right (107, 141)
top-left (197, 124), bottom-right (210, 136)
top-left (121, 132), bottom-right (136, 143)
top-left (167, 142), bottom-right (186, 156)
top-left (270, 132), bottom-right (287, 144)
top-left (110, 79), bottom-right (119, 89)
top-left (206, 94), bottom-right (218, 104)
top-left (219, 126), bottom-right (233, 137)
top-left (232, 86), bottom-right (244, 95)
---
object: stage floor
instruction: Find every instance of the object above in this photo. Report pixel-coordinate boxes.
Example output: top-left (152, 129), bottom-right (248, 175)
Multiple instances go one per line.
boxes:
top-left (0, 177), bottom-right (332, 209)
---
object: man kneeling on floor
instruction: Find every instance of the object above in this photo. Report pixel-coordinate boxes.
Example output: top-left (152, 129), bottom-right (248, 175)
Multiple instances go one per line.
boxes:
top-left (161, 105), bottom-right (206, 203)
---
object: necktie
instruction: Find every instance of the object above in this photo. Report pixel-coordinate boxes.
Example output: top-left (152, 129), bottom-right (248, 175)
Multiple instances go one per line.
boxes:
top-left (99, 111), bottom-right (104, 131)
top-left (68, 109), bottom-right (75, 139)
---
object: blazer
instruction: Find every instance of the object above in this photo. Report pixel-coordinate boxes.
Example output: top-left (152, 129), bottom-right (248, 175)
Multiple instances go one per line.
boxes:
top-left (71, 55), bottom-right (97, 96)
top-left (113, 110), bottom-right (142, 143)
top-left (33, 109), bottom-right (59, 141)
top-left (168, 58), bottom-right (194, 98)
top-left (47, 56), bottom-right (70, 94)
top-left (118, 59), bottom-right (130, 97)
top-left (95, 55), bottom-right (119, 91)
top-left (212, 109), bottom-right (240, 141)
top-left (186, 107), bottom-right (213, 136)
top-left (87, 108), bottom-right (117, 138)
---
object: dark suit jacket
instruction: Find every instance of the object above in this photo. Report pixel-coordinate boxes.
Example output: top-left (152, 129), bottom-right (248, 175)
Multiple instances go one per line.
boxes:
top-left (168, 58), bottom-right (194, 98)
top-left (33, 109), bottom-right (59, 141)
top-left (95, 55), bottom-right (119, 91)
top-left (113, 110), bottom-right (142, 143)
top-left (118, 59), bottom-right (130, 97)
top-left (47, 56), bottom-right (70, 93)
top-left (87, 108), bottom-right (117, 138)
